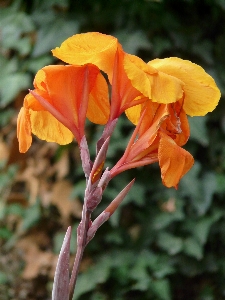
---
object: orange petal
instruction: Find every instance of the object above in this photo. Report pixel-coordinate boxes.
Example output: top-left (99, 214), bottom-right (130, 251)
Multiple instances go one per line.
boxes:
top-left (34, 65), bottom-right (97, 127)
top-left (148, 57), bottom-right (221, 116)
top-left (24, 91), bottom-right (45, 111)
top-left (87, 72), bottom-right (110, 125)
top-left (125, 104), bottom-right (169, 161)
top-left (52, 32), bottom-right (119, 83)
top-left (30, 111), bottom-right (73, 145)
top-left (17, 107), bottom-right (32, 153)
top-left (33, 64), bottom-right (103, 142)
top-left (158, 132), bottom-right (194, 188)
top-left (108, 49), bottom-right (145, 120)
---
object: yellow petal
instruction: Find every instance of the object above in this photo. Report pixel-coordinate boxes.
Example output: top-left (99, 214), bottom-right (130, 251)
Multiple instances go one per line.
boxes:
top-left (125, 104), bottom-right (142, 125)
top-left (123, 54), bottom-right (156, 99)
top-left (30, 111), bottom-right (73, 145)
top-left (17, 107), bottom-right (32, 153)
top-left (148, 57), bottom-right (221, 116)
top-left (52, 32), bottom-right (118, 82)
top-left (158, 132), bottom-right (194, 188)
top-left (151, 71), bottom-right (184, 103)
top-left (124, 54), bottom-right (184, 103)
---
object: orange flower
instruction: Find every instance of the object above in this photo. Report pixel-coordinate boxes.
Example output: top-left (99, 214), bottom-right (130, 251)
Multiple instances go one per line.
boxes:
top-left (125, 56), bottom-right (221, 123)
top-left (17, 32), bottom-right (221, 189)
top-left (110, 101), bottom-right (193, 188)
top-left (110, 57), bottom-right (221, 188)
top-left (17, 64), bottom-right (110, 153)
top-left (52, 32), bottom-right (148, 121)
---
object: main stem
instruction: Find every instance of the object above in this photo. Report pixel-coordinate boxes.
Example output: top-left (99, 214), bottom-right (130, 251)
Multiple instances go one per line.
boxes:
top-left (69, 205), bottom-right (91, 300)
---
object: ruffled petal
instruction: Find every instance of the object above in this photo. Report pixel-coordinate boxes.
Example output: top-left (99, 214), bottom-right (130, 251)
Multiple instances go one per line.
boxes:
top-left (125, 104), bottom-right (169, 161)
top-left (158, 132), bottom-right (194, 188)
top-left (52, 32), bottom-right (119, 83)
top-left (151, 71), bottom-right (184, 104)
top-left (30, 111), bottom-right (73, 145)
top-left (124, 54), bottom-right (184, 103)
top-left (123, 54), bottom-right (156, 99)
top-left (148, 57), bottom-right (221, 116)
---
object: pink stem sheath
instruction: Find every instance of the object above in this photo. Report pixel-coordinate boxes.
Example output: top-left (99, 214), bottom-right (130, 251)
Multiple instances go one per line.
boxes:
top-left (69, 206), bottom-right (91, 300)
top-left (52, 226), bottom-right (71, 300)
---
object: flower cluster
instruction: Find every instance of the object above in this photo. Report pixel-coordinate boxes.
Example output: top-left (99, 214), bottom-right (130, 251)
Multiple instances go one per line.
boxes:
top-left (17, 32), bottom-right (220, 188)
top-left (17, 32), bottom-right (221, 300)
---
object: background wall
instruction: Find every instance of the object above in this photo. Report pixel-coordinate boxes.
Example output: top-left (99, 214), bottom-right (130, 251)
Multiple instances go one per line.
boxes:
top-left (0, 0), bottom-right (225, 299)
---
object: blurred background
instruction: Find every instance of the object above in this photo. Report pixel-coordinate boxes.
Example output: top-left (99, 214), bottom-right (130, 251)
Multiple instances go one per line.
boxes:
top-left (1, 0), bottom-right (225, 299)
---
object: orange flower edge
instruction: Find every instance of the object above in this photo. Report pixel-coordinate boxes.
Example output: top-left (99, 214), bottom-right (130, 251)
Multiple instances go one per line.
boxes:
top-left (158, 132), bottom-right (194, 189)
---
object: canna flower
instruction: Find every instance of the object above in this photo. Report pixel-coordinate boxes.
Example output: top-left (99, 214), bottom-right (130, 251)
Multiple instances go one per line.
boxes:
top-left (17, 31), bottom-right (221, 189)
top-left (110, 57), bottom-right (221, 188)
top-left (52, 33), bottom-right (207, 123)
top-left (17, 64), bottom-right (110, 153)
top-left (52, 33), bottom-right (150, 121)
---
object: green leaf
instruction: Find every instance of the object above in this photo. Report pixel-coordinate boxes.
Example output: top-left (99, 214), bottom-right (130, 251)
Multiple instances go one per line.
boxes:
top-left (25, 55), bottom-right (54, 73)
top-left (0, 55), bottom-right (18, 74)
top-left (21, 200), bottom-right (41, 231)
top-left (0, 202), bottom-right (6, 220)
top-left (183, 237), bottom-right (203, 260)
top-left (192, 172), bottom-right (217, 216)
top-left (0, 227), bottom-right (13, 240)
top-left (0, 73), bottom-right (31, 107)
top-left (180, 163), bottom-right (216, 216)
top-left (32, 0), bottom-right (69, 10)
top-left (192, 40), bottom-right (214, 64)
top-left (152, 36), bottom-right (172, 57)
top-left (71, 180), bottom-right (86, 200)
top-left (180, 161), bottom-right (201, 198)
top-left (32, 18), bottom-right (79, 56)
top-left (216, 174), bottom-right (225, 193)
top-left (130, 251), bottom-right (153, 291)
top-left (0, 11), bottom-right (34, 53)
top-left (90, 292), bottom-right (107, 300)
top-left (157, 232), bottom-right (183, 255)
top-left (189, 116), bottom-right (209, 146)
top-left (73, 256), bottom-right (111, 299)
top-left (0, 272), bottom-right (8, 284)
top-left (193, 210), bottom-right (222, 245)
top-left (151, 278), bottom-right (171, 300)
top-left (152, 203), bottom-right (184, 230)
top-left (6, 204), bottom-right (25, 218)
top-left (115, 30), bottom-right (151, 55)
top-left (0, 109), bottom-right (14, 127)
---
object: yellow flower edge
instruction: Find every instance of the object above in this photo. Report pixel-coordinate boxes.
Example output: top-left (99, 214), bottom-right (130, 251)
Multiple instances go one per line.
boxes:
top-left (52, 32), bottom-right (119, 83)
top-left (148, 57), bottom-right (221, 116)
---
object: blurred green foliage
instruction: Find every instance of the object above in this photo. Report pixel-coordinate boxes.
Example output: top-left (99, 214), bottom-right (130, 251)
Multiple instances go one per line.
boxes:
top-left (1, 0), bottom-right (225, 299)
